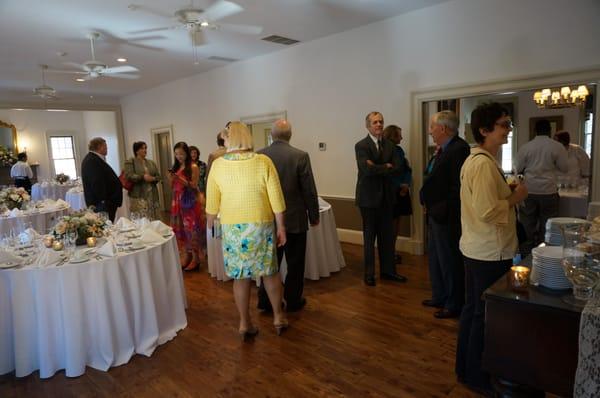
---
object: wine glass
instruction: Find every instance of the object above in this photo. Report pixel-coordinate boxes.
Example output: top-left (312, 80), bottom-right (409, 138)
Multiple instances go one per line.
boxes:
top-left (65, 228), bottom-right (78, 259)
top-left (561, 224), bottom-right (600, 306)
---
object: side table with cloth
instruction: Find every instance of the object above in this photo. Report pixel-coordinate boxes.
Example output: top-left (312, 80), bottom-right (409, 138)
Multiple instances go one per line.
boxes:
top-left (0, 235), bottom-right (187, 378)
top-left (207, 198), bottom-right (345, 281)
top-left (31, 182), bottom-right (76, 202)
top-left (0, 203), bottom-right (70, 235)
top-left (558, 188), bottom-right (589, 218)
top-left (65, 187), bottom-right (86, 211)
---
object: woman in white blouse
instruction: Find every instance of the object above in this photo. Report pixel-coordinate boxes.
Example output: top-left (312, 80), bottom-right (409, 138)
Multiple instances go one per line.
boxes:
top-left (455, 103), bottom-right (528, 394)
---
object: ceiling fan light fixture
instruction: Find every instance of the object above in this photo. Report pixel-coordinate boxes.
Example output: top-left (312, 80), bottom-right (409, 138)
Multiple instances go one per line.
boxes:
top-left (117, 58), bottom-right (127, 63)
top-left (200, 21), bottom-right (209, 27)
top-left (75, 78), bottom-right (86, 82)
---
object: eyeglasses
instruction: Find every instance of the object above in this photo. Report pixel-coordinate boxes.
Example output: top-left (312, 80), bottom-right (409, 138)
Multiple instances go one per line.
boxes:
top-left (495, 120), bottom-right (513, 129)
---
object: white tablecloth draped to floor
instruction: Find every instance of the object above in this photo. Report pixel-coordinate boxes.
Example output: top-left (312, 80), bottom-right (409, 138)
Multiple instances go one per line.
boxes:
top-left (207, 198), bottom-right (345, 281)
top-left (0, 205), bottom-right (70, 235)
top-left (115, 189), bottom-right (131, 221)
top-left (0, 236), bottom-right (187, 378)
top-left (559, 189), bottom-right (588, 218)
top-left (65, 188), bottom-right (86, 211)
top-left (31, 183), bottom-right (77, 202)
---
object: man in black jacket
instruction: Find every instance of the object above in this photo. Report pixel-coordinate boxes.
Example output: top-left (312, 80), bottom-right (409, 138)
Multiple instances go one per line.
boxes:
top-left (257, 119), bottom-right (320, 312)
top-left (355, 111), bottom-right (406, 286)
top-left (81, 137), bottom-right (123, 222)
top-left (420, 110), bottom-right (470, 318)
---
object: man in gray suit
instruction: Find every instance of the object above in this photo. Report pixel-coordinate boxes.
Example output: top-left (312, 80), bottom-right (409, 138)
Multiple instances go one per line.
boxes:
top-left (257, 119), bottom-right (320, 312)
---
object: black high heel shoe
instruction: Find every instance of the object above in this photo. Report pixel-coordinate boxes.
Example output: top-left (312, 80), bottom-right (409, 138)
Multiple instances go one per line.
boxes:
top-left (239, 326), bottom-right (259, 342)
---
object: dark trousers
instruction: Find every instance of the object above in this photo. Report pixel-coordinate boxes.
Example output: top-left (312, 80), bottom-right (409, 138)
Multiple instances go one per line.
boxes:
top-left (95, 202), bottom-right (118, 223)
top-left (519, 193), bottom-right (559, 256)
top-left (456, 256), bottom-right (511, 390)
top-left (427, 219), bottom-right (464, 312)
top-left (258, 231), bottom-right (307, 310)
top-left (360, 205), bottom-right (395, 278)
top-left (14, 177), bottom-right (32, 195)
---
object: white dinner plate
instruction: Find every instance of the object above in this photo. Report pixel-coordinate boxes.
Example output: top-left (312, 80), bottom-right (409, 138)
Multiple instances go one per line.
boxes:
top-left (69, 256), bottom-right (90, 263)
top-left (0, 261), bottom-right (21, 269)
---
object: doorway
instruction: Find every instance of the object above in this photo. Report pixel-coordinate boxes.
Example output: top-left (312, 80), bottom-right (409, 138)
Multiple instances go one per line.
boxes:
top-left (152, 126), bottom-right (174, 212)
top-left (241, 111), bottom-right (287, 151)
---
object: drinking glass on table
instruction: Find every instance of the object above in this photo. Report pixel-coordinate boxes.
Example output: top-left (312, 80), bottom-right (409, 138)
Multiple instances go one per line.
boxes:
top-left (561, 224), bottom-right (600, 306)
top-left (65, 229), bottom-right (78, 258)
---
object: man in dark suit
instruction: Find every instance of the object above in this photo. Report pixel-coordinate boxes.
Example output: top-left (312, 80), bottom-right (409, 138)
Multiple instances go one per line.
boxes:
top-left (257, 119), bottom-right (320, 312)
top-left (81, 137), bottom-right (123, 222)
top-left (420, 110), bottom-right (470, 319)
top-left (355, 111), bottom-right (406, 286)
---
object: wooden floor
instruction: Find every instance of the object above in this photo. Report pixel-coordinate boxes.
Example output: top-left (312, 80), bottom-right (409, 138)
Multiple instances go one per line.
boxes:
top-left (0, 243), bottom-right (484, 398)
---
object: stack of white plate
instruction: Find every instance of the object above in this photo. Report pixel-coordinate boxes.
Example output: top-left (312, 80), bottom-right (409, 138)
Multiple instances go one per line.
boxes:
top-left (530, 246), bottom-right (572, 290)
top-left (544, 217), bottom-right (591, 246)
top-left (588, 202), bottom-right (600, 221)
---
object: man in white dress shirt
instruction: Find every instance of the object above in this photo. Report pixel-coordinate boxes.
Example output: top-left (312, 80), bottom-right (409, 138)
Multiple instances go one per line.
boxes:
top-left (515, 119), bottom-right (568, 256)
top-left (553, 130), bottom-right (591, 185)
top-left (10, 152), bottom-right (34, 194)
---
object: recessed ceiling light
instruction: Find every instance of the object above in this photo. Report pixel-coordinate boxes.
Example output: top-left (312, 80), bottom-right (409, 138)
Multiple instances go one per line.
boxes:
top-left (76, 78), bottom-right (85, 82)
top-left (12, 108), bottom-right (25, 111)
top-left (47, 109), bottom-right (69, 112)
top-left (117, 58), bottom-right (127, 63)
top-left (200, 21), bottom-right (209, 27)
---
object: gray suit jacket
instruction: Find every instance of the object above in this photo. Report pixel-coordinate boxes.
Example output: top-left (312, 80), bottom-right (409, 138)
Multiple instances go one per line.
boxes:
top-left (258, 141), bottom-right (319, 233)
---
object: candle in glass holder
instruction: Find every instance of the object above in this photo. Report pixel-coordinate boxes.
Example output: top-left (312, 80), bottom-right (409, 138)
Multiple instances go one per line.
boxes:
top-left (43, 236), bottom-right (54, 248)
top-left (86, 236), bottom-right (97, 247)
top-left (52, 241), bottom-right (64, 251)
top-left (510, 266), bottom-right (530, 290)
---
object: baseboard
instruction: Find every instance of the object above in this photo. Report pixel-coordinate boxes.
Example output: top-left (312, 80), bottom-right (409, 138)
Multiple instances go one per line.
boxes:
top-left (337, 228), bottom-right (424, 255)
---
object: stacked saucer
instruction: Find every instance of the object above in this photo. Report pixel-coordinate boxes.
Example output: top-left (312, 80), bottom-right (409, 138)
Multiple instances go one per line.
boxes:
top-left (544, 217), bottom-right (591, 246)
top-left (530, 246), bottom-right (571, 290)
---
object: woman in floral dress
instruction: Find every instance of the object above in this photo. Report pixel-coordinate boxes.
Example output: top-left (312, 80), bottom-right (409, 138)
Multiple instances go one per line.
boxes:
top-left (206, 121), bottom-right (288, 340)
top-left (169, 142), bottom-right (204, 271)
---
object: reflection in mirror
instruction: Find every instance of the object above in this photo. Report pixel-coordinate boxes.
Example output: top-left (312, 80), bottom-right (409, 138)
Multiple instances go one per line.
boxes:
top-left (0, 119), bottom-right (18, 154)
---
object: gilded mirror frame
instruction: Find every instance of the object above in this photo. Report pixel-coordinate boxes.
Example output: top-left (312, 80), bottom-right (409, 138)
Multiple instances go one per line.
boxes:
top-left (0, 119), bottom-right (18, 153)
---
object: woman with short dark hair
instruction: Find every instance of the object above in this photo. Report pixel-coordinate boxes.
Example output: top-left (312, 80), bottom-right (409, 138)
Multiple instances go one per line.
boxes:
top-left (124, 141), bottom-right (161, 220)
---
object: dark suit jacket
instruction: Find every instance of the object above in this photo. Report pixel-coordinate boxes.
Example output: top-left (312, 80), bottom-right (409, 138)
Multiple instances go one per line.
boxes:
top-left (355, 135), bottom-right (402, 208)
top-left (419, 136), bottom-right (470, 225)
top-left (81, 152), bottom-right (123, 210)
top-left (258, 141), bottom-right (319, 233)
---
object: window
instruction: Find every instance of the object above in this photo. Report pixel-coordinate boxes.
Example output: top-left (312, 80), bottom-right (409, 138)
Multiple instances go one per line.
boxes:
top-left (583, 113), bottom-right (593, 157)
top-left (49, 136), bottom-right (78, 178)
top-left (501, 128), bottom-right (514, 173)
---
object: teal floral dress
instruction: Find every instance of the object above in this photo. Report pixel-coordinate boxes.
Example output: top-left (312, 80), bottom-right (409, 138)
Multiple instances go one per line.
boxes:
top-left (220, 152), bottom-right (278, 279)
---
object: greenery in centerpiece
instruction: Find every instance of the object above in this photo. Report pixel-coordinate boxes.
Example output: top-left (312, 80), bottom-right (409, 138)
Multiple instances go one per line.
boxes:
top-left (55, 173), bottom-right (70, 184)
top-left (0, 145), bottom-right (17, 167)
top-left (0, 187), bottom-right (31, 210)
top-left (51, 210), bottom-right (107, 245)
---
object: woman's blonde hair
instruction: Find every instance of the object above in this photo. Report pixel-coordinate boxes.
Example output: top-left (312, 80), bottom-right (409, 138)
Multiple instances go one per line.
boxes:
top-left (224, 121), bottom-right (253, 151)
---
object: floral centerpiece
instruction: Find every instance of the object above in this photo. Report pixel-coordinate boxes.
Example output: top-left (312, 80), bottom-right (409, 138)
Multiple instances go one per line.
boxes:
top-left (55, 173), bottom-right (70, 184)
top-left (0, 187), bottom-right (31, 210)
top-left (51, 210), bottom-right (107, 245)
top-left (0, 145), bottom-right (17, 167)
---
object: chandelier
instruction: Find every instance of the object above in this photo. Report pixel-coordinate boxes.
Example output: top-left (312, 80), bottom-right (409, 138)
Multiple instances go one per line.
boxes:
top-left (533, 85), bottom-right (589, 109)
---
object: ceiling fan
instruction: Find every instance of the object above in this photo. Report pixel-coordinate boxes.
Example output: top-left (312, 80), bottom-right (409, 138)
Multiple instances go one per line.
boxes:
top-left (48, 32), bottom-right (140, 81)
top-left (129, 0), bottom-right (263, 63)
top-left (33, 65), bottom-right (59, 100)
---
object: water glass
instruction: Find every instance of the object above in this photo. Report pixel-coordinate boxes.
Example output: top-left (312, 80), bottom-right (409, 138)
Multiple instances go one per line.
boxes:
top-left (561, 224), bottom-right (600, 305)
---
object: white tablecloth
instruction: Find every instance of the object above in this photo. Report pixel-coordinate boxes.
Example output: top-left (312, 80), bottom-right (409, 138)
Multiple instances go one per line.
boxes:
top-left (31, 183), bottom-right (77, 202)
top-left (0, 236), bottom-right (187, 378)
top-left (207, 198), bottom-right (345, 281)
top-left (115, 189), bottom-right (131, 221)
top-left (0, 206), bottom-right (70, 235)
top-left (559, 189), bottom-right (588, 218)
top-left (65, 189), bottom-right (86, 211)
top-left (73, 188), bottom-right (130, 221)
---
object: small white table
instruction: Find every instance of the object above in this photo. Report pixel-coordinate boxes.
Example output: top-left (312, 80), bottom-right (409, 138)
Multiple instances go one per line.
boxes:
top-left (65, 188), bottom-right (86, 211)
top-left (31, 182), bottom-right (78, 202)
top-left (0, 235), bottom-right (187, 378)
top-left (207, 198), bottom-right (345, 281)
top-left (559, 189), bottom-right (588, 219)
top-left (0, 204), bottom-right (70, 235)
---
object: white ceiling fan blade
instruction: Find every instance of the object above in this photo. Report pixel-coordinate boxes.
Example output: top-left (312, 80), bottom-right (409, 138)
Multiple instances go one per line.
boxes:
top-left (62, 62), bottom-right (89, 71)
top-left (102, 65), bottom-right (140, 74)
top-left (218, 23), bottom-right (263, 35)
top-left (192, 29), bottom-right (207, 46)
top-left (202, 0), bottom-right (243, 22)
top-left (128, 4), bottom-right (173, 19)
top-left (46, 69), bottom-right (88, 75)
top-left (103, 74), bottom-right (140, 80)
top-left (129, 26), bottom-right (177, 34)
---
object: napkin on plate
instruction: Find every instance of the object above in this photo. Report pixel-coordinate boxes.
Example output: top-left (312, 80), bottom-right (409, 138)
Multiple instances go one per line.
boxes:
top-left (115, 217), bottom-right (136, 231)
top-left (146, 220), bottom-right (172, 236)
top-left (97, 240), bottom-right (117, 257)
top-left (140, 228), bottom-right (164, 245)
top-left (33, 250), bottom-right (63, 268)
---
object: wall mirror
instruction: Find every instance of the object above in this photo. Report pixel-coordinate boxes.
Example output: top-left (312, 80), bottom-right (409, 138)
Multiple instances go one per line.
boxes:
top-left (0, 119), bottom-right (17, 153)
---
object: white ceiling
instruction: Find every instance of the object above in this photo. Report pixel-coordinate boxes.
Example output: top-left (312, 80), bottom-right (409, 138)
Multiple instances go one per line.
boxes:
top-left (0, 0), bottom-right (449, 105)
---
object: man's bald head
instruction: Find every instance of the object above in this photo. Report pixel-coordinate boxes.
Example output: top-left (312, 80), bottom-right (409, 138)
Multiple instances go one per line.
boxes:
top-left (271, 119), bottom-right (292, 142)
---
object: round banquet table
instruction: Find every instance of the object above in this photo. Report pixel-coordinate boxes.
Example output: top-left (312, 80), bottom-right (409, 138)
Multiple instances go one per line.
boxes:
top-left (0, 205), bottom-right (70, 235)
top-left (0, 235), bottom-right (187, 378)
top-left (31, 183), bottom-right (77, 201)
top-left (207, 198), bottom-right (345, 282)
top-left (65, 188), bottom-right (86, 211)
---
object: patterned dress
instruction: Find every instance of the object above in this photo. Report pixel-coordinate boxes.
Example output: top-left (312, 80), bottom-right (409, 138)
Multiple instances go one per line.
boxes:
top-left (171, 168), bottom-right (205, 253)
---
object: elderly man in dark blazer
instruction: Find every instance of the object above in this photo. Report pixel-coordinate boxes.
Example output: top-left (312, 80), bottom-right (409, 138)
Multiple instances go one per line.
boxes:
top-left (81, 137), bottom-right (123, 222)
top-left (257, 119), bottom-right (320, 312)
top-left (420, 110), bottom-right (470, 319)
top-left (355, 111), bottom-right (406, 286)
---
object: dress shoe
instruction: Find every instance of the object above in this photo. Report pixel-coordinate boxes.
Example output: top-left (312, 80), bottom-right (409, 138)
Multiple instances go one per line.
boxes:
top-left (434, 308), bottom-right (461, 319)
top-left (364, 276), bottom-right (376, 286)
top-left (380, 273), bottom-right (407, 282)
top-left (422, 299), bottom-right (444, 309)
top-left (286, 298), bottom-right (307, 312)
top-left (238, 326), bottom-right (259, 342)
top-left (274, 320), bottom-right (289, 336)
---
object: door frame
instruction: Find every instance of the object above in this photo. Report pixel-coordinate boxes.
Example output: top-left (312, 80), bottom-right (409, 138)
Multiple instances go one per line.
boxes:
top-left (240, 111), bottom-right (287, 149)
top-left (151, 125), bottom-right (174, 211)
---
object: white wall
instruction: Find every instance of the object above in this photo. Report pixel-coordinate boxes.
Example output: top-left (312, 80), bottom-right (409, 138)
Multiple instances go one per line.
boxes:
top-left (121, 0), bottom-right (600, 198)
top-left (0, 109), bottom-right (86, 180)
top-left (82, 111), bottom-right (120, 173)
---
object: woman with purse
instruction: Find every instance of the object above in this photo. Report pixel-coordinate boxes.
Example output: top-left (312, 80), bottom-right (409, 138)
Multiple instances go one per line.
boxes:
top-left (169, 141), bottom-right (204, 271)
top-left (124, 141), bottom-right (161, 220)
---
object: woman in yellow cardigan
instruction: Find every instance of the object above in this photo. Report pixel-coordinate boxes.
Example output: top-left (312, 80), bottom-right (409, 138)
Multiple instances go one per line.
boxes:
top-left (206, 121), bottom-right (288, 340)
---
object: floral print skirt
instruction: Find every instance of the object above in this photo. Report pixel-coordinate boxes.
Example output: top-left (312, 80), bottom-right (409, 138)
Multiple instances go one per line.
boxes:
top-left (222, 222), bottom-right (277, 280)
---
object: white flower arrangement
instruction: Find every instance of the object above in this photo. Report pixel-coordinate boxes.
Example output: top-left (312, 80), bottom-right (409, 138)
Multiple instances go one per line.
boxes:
top-left (0, 145), bottom-right (17, 167)
top-left (51, 210), bottom-right (107, 245)
top-left (55, 173), bottom-right (70, 184)
top-left (0, 187), bottom-right (30, 210)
